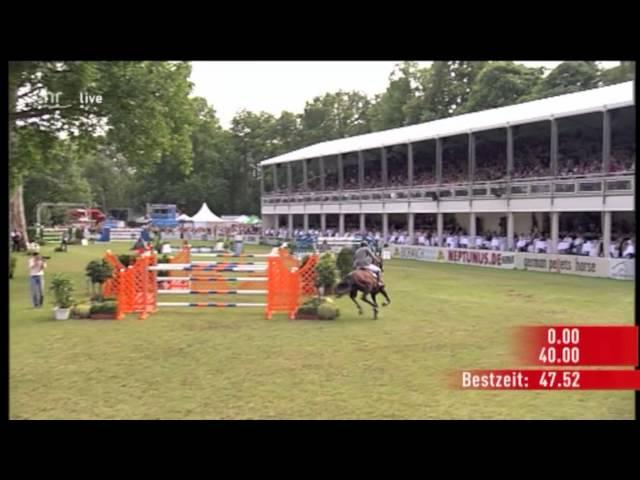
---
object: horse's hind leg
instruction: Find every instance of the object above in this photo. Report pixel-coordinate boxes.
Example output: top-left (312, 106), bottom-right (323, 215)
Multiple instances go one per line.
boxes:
top-left (380, 287), bottom-right (391, 306)
top-left (350, 289), bottom-right (363, 315)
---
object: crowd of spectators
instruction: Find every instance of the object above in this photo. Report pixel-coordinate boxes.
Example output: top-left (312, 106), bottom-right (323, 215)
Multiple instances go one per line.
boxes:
top-left (262, 226), bottom-right (635, 259)
top-left (266, 144), bottom-right (634, 194)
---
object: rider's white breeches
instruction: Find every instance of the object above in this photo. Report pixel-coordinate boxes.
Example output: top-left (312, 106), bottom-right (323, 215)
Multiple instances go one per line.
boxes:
top-left (366, 264), bottom-right (381, 274)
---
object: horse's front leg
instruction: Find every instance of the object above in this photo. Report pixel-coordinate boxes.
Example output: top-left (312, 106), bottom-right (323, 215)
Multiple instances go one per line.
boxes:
top-left (360, 291), bottom-right (379, 319)
top-left (350, 289), bottom-right (363, 315)
top-left (380, 287), bottom-right (391, 307)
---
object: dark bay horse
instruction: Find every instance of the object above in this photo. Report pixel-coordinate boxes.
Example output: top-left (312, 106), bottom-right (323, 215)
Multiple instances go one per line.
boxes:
top-left (335, 258), bottom-right (390, 319)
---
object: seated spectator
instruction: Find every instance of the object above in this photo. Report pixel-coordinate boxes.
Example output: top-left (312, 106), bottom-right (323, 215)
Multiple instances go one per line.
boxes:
top-left (609, 238), bottom-right (619, 258)
top-left (459, 235), bottom-right (469, 248)
top-left (490, 235), bottom-right (500, 251)
top-left (475, 235), bottom-right (484, 249)
top-left (535, 236), bottom-right (548, 254)
top-left (581, 239), bottom-right (594, 256)
top-left (622, 239), bottom-right (635, 259)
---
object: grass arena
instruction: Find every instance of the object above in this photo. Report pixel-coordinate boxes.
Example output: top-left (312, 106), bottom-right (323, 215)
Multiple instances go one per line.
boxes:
top-left (10, 242), bottom-right (634, 419)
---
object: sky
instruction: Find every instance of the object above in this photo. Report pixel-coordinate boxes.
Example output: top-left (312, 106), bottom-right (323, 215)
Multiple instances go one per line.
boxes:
top-left (189, 61), bottom-right (622, 129)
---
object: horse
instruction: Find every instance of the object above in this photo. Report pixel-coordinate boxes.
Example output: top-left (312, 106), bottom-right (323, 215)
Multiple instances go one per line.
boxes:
top-left (334, 256), bottom-right (391, 320)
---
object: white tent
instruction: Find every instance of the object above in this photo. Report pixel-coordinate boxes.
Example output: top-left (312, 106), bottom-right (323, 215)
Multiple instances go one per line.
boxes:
top-left (234, 215), bottom-right (250, 224)
top-left (191, 203), bottom-right (224, 228)
top-left (177, 213), bottom-right (193, 222)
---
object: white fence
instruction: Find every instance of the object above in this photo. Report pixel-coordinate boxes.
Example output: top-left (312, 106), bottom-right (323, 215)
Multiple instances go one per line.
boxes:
top-left (110, 228), bottom-right (142, 241)
top-left (388, 245), bottom-right (634, 280)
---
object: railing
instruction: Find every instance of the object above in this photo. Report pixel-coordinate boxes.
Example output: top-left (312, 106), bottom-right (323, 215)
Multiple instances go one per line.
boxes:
top-left (262, 172), bottom-right (634, 205)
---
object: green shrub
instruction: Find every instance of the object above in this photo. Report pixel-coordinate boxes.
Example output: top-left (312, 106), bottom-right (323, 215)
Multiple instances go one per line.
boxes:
top-left (50, 274), bottom-right (74, 308)
top-left (10, 256), bottom-right (17, 279)
top-left (72, 303), bottom-right (92, 319)
top-left (297, 297), bottom-right (323, 315)
top-left (318, 303), bottom-right (339, 320)
top-left (85, 259), bottom-right (114, 301)
top-left (336, 248), bottom-right (354, 278)
top-left (90, 301), bottom-right (117, 315)
top-left (118, 254), bottom-right (136, 267)
top-left (315, 253), bottom-right (337, 294)
top-left (157, 254), bottom-right (171, 277)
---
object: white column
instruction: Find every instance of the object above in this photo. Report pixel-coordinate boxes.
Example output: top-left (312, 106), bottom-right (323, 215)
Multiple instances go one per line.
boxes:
top-left (382, 213), bottom-right (389, 241)
top-left (507, 212), bottom-right (514, 250)
top-left (320, 213), bottom-right (326, 233)
top-left (360, 213), bottom-right (366, 233)
top-left (339, 214), bottom-right (345, 236)
top-left (602, 211), bottom-right (611, 257)
top-left (408, 213), bottom-right (415, 245)
top-left (469, 212), bottom-right (476, 248)
top-left (437, 213), bottom-right (444, 247)
top-left (288, 214), bottom-right (293, 238)
top-left (303, 214), bottom-right (309, 232)
top-left (550, 212), bottom-right (559, 254)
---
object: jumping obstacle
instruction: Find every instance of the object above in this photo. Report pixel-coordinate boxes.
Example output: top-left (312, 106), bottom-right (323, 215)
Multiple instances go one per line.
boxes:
top-left (105, 244), bottom-right (318, 320)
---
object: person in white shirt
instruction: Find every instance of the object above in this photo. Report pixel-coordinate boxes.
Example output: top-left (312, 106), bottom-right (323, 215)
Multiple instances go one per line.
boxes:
top-left (28, 253), bottom-right (47, 308)
top-left (490, 236), bottom-right (500, 251)
top-left (475, 236), bottom-right (484, 249)
top-left (446, 233), bottom-right (454, 248)
top-left (535, 237), bottom-right (548, 253)
top-left (581, 240), bottom-right (593, 256)
top-left (609, 243), bottom-right (619, 258)
top-left (459, 235), bottom-right (469, 248)
top-left (398, 234), bottom-right (406, 245)
top-left (418, 233), bottom-right (426, 245)
top-left (516, 235), bottom-right (527, 252)
top-left (573, 235), bottom-right (584, 255)
top-left (623, 239), bottom-right (635, 258)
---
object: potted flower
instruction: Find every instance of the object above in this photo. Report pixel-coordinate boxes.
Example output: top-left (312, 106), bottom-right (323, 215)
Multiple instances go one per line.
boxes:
top-left (50, 274), bottom-right (75, 320)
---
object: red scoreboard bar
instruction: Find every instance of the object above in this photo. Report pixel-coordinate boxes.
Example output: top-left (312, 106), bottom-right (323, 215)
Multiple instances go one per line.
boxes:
top-left (459, 326), bottom-right (640, 391)
top-left (459, 369), bottom-right (640, 390)
top-left (515, 326), bottom-right (638, 367)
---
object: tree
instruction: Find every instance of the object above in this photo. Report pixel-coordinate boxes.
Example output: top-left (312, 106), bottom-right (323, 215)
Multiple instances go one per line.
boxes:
top-left (463, 62), bottom-right (544, 113)
top-left (23, 139), bottom-right (94, 225)
top-left (300, 91), bottom-right (372, 146)
top-left (600, 61), bottom-right (635, 85)
top-left (10, 61), bottom-right (196, 243)
top-left (530, 61), bottom-right (601, 99)
top-left (369, 62), bottom-right (420, 130)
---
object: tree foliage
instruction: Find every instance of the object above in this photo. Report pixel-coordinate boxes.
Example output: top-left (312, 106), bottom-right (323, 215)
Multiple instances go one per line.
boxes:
top-left (10, 60), bottom-right (630, 231)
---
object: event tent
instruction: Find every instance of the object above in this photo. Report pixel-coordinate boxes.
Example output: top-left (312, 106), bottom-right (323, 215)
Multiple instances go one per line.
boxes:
top-left (191, 203), bottom-right (224, 227)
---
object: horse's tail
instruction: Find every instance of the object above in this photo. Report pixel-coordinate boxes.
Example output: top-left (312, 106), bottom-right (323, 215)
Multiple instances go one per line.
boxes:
top-left (335, 274), bottom-right (353, 296)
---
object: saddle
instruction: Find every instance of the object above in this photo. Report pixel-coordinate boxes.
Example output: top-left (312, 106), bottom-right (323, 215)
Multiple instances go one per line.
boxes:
top-left (355, 267), bottom-right (384, 289)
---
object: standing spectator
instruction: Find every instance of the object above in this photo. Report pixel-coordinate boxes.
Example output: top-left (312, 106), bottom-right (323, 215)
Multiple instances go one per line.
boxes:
top-left (60, 231), bottom-right (69, 252)
top-left (12, 230), bottom-right (23, 252)
top-left (28, 252), bottom-right (47, 308)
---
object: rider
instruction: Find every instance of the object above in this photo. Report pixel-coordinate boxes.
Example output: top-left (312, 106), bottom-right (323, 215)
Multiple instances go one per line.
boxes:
top-left (353, 241), bottom-right (383, 286)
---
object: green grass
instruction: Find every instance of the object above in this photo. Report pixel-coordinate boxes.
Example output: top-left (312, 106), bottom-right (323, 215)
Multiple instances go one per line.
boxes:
top-left (10, 242), bottom-right (635, 419)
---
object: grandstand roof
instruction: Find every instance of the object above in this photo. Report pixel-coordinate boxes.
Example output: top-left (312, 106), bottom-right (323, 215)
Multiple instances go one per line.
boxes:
top-left (260, 81), bottom-right (634, 166)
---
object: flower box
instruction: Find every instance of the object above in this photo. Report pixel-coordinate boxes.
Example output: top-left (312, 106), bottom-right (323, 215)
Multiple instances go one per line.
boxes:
top-left (89, 313), bottom-right (117, 320)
